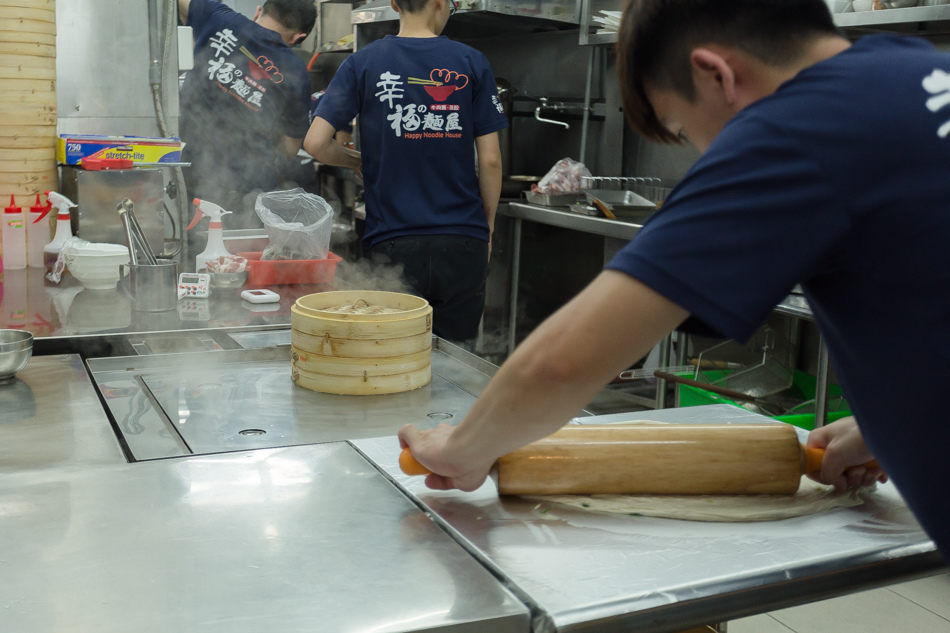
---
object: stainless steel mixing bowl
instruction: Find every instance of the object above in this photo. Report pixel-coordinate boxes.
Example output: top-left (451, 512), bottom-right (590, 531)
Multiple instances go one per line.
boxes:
top-left (0, 330), bottom-right (33, 381)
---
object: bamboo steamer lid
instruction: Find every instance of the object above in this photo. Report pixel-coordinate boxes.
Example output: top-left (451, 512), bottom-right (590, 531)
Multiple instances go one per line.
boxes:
top-left (1, 0), bottom-right (55, 9)
top-left (0, 124), bottom-right (56, 137)
top-left (0, 169), bottom-right (57, 187)
top-left (0, 41), bottom-right (55, 58)
top-left (0, 135), bottom-right (55, 149)
top-left (1, 78), bottom-right (55, 91)
top-left (0, 93), bottom-right (58, 107)
top-left (0, 65), bottom-right (56, 80)
top-left (0, 18), bottom-right (56, 36)
top-left (291, 304), bottom-right (432, 340)
top-left (291, 327), bottom-right (431, 358)
top-left (0, 159), bottom-right (56, 173)
top-left (291, 361), bottom-right (431, 396)
top-left (0, 32), bottom-right (55, 46)
top-left (295, 290), bottom-right (431, 320)
top-left (0, 110), bottom-right (57, 126)
top-left (0, 7), bottom-right (55, 22)
top-left (0, 52), bottom-right (55, 68)
top-left (6, 182), bottom-right (52, 198)
top-left (0, 147), bottom-right (55, 161)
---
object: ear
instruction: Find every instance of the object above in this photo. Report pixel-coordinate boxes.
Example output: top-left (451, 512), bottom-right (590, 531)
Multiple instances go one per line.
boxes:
top-left (253, 6), bottom-right (263, 21)
top-left (690, 47), bottom-right (739, 106)
top-left (291, 32), bottom-right (307, 46)
top-left (390, 0), bottom-right (400, 12)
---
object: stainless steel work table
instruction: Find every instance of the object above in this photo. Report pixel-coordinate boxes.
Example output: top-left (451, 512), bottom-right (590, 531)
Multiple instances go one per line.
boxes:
top-left (0, 355), bottom-right (529, 633)
top-left (353, 406), bottom-right (945, 633)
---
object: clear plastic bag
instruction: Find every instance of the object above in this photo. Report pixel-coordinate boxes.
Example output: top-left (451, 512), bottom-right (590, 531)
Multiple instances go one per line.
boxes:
top-left (531, 157), bottom-right (592, 195)
top-left (255, 188), bottom-right (333, 261)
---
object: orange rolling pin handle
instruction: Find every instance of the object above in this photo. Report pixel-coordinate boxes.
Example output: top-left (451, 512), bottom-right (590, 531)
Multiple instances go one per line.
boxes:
top-left (801, 444), bottom-right (880, 477)
top-left (399, 447), bottom-right (433, 476)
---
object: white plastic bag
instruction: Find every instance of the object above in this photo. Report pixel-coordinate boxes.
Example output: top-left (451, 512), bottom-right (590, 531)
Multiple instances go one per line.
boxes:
top-left (531, 158), bottom-right (592, 195)
top-left (255, 188), bottom-right (333, 261)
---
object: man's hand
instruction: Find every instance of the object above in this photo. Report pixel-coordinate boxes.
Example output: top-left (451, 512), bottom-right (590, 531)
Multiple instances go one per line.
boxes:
top-left (806, 416), bottom-right (887, 491)
top-left (398, 423), bottom-right (496, 492)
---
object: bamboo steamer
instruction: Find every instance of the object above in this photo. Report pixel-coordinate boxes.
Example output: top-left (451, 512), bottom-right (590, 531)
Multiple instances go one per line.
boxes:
top-left (0, 31), bottom-right (55, 46)
top-left (0, 19), bottom-right (56, 36)
top-left (0, 7), bottom-right (56, 21)
top-left (0, 135), bottom-right (56, 149)
top-left (291, 328), bottom-right (431, 358)
top-left (292, 362), bottom-right (431, 396)
top-left (290, 291), bottom-right (434, 395)
top-left (0, 0), bottom-right (56, 231)
top-left (0, 41), bottom-right (56, 57)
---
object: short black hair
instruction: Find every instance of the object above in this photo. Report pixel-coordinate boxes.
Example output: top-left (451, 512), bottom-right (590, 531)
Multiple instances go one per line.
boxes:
top-left (617, 0), bottom-right (838, 143)
top-left (263, 0), bottom-right (317, 36)
top-left (393, 0), bottom-right (432, 14)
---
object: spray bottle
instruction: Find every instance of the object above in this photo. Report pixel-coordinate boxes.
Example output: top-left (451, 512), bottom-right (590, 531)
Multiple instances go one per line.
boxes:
top-left (2, 195), bottom-right (26, 270)
top-left (186, 198), bottom-right (233, 273)
top-left (43, 191), bottom-right (78, 271)
top-left (28, 193), bottom-right (51, 268)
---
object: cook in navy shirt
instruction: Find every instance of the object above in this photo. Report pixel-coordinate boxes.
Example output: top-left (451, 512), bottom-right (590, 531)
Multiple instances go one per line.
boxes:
top-left (178, 0), bottom-right (314, 226)
top-left (305, 0), bottom-right (507, 343)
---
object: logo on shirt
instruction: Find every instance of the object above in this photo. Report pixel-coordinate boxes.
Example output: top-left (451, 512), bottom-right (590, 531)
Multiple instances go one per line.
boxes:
top-left (377, 69), bottom-right (466, 139)
top-left (407, 69), bottom-right (469, 102)
top-left (203, 28), bottom-right (269, 111)
top-left (923, 68), bottom-right (950, 138)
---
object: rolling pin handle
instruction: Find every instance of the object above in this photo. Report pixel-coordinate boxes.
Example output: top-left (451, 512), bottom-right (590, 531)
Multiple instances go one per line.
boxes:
top-left (801, 444), bottom-right (881, 477)
top-left (399, 447), bottom-right (432, 476)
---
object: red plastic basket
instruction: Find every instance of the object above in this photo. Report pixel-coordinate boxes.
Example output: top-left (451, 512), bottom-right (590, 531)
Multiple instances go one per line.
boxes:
top-left (239, 251), bottom-right (341, 286)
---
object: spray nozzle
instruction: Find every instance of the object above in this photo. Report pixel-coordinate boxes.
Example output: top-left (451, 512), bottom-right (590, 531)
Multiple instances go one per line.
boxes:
top-left (30, 194), bottom-right (51, 224)
top-left (45, 191), bottom-right (77, 221)
top-left (186, 197), bottom-right (233, 230)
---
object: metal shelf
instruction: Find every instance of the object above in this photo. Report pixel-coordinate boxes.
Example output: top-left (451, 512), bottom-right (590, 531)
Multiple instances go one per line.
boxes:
top-left (834, 4), bottom-right (950, 30)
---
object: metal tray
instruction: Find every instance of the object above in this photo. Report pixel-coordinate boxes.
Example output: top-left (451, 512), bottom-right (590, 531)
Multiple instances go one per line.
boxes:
top-left (524, 190), bottom-right (583, 207)
top-left (585, 189), bottom-right (656, 215)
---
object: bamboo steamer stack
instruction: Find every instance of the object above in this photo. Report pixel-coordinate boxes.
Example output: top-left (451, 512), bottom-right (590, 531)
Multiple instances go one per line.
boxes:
top-left (0, 0), bottom-right (58, 206)
top-left (291, 291), bottom-right (433, 395)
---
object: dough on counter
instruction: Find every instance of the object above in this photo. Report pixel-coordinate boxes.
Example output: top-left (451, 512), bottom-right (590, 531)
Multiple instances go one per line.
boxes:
top-left (525, 478), bottom-right (874, 523)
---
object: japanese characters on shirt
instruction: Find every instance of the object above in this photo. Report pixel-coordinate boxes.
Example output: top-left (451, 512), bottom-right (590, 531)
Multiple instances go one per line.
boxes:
top-left (204, 27), bottom-right (283, 113)
top-left (375, 68), bottom-right (471, 139)
top-left (923, 68), bottom-right (950, 138)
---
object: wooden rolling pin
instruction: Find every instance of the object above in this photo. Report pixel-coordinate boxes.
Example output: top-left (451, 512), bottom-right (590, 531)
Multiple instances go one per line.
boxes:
top-left (399, 423), bottom-right (877, 496)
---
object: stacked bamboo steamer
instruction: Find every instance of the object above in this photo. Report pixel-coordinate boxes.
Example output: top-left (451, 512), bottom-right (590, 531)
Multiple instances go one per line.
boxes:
top-left (0, 0), bottom-right (58, 206)
top-left (291, 291), bottom-right (433, 395)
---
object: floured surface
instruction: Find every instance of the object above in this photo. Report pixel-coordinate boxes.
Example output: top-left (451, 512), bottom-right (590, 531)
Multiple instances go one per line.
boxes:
top-left (525, 478), bottom-right (875, 522)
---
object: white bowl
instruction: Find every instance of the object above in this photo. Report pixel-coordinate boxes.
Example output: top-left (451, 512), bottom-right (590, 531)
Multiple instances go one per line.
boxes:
top-left (65, 243), bottom-right (131, 290)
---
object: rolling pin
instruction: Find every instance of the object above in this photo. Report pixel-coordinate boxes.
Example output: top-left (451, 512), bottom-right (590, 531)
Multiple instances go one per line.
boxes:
top-left (399, 423), bottom-right (878, 496)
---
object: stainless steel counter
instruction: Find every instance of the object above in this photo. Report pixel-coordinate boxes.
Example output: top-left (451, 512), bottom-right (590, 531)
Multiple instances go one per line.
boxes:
top-left (0, 442), bottom-right (528, 633)
top-left (502, 202), bottom-right (646, 241)
top-left (353, 406), bottom-right (945, 633)
top-left (0, 266), bottom-right (325, 354)
top-left (0, 354), bottom-right (126, 473)
top-left (0, 355), bottom-right (529, 633)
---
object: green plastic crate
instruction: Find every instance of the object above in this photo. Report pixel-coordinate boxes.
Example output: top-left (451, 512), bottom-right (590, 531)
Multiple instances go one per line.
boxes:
top-left (675, 369), bottom-right (850, 431)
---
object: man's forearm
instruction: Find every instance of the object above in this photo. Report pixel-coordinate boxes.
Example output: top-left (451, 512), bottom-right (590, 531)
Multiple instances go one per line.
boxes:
top-left (444, 271), bottom-right (689, 469)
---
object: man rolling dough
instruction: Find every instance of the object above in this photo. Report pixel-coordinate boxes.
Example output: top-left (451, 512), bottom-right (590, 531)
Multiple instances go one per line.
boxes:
top-left (399, 0), bottom-right (950, 562)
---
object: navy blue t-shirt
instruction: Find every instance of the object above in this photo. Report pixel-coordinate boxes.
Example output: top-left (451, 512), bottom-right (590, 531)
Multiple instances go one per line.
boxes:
top-left (314, 35), bottom-right (508, 250)
top-left (179, 0), bottom-right (311, 190)
top-left (608, 35), bottom-right (950, 558)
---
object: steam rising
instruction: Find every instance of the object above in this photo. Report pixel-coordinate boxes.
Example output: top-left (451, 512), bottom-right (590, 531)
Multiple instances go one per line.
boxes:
top-left (333, 257), bottom-right (414, 296)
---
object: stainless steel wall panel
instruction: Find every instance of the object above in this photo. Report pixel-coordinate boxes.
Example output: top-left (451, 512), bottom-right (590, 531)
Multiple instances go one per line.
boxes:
top-left (56, 0), bottom-right (180, 137)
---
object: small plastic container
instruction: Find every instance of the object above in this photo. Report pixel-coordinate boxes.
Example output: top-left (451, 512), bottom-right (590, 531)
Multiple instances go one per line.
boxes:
top-left (239, 251), bottom-right (341, 285)
top-left (2, 195), bottom-right (27, 270)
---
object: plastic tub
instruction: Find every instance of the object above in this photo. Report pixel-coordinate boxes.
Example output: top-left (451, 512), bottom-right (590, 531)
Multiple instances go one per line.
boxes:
top-left (239, 251), bottom-right (341, 286)
top-left (675, 370), bottom-right (851, 431)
